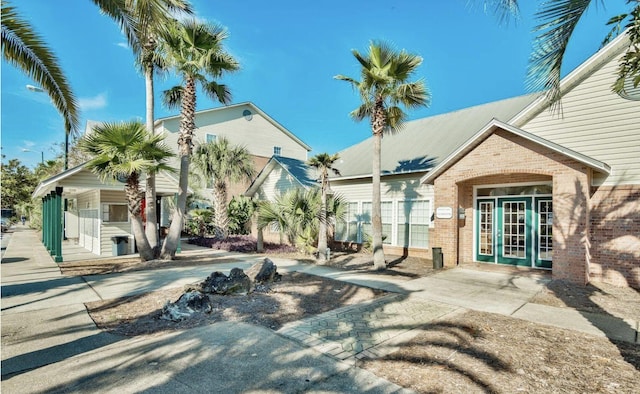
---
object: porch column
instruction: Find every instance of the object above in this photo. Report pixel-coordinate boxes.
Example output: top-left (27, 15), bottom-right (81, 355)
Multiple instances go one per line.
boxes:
top-left (53, 187), bottom-right (63, 262)
top-left (46, 194), bottom-right (52, 252)
top-left (42, 196), bottom-right (47, 248)
top-left (432, 179), bottom-right (459, 267)
top-left (552, 172), bottom-right (590, 284)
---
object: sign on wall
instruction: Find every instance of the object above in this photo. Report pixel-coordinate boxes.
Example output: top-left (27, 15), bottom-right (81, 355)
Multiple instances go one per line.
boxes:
top-left (436, 206), bottom-right (453, 219)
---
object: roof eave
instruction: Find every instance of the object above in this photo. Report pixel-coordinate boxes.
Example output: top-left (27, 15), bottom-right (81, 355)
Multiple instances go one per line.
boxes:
top-left (420, 119), bottom-right (611, 185)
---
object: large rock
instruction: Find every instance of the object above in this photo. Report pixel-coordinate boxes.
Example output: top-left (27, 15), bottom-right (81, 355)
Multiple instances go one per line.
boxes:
top-left (245, 258), bottom-right (282, 284)
top-left (160, 291), bottom-right (211, 322)
top-left (192, 268), bottom-right (252, 295)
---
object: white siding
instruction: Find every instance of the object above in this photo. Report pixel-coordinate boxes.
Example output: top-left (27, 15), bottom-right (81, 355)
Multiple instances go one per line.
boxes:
top-left (255, 166), bottom-right (304, 201)
top-left (159, 104), bottom-right (308, 172)
top-left (332, 174), bottom-right (435, 248)
top-left (99, 190), bottom-right (132, 256)
top-left (101, 223), bottom-right (133, 256)
top-left (521, 56), bottom-right (640, 186)
top-left (331, 174), bottom-right (433, 202)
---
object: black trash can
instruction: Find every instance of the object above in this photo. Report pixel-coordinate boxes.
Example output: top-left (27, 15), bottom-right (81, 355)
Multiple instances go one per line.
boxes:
top-left (111, 236), bottom-right (129, 256)
top-left (432, 247), bottom-right (443, 269)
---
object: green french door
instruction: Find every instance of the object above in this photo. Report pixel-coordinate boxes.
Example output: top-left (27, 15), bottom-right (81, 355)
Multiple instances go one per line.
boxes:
top-left (497, 197), bottom-right (532, 266)
top-left (476, 196), bottom-right (552, 268)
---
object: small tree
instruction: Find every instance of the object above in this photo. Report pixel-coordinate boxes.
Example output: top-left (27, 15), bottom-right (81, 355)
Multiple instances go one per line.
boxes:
top-left (307, 153), bottom-right (341, 262)
top-left (192, 137), bottom-right (255, 239)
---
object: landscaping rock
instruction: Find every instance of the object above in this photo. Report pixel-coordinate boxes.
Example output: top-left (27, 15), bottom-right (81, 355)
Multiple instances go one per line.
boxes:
top-left (191, 268), bottom-right (252, 295)
top-left (246, 258), bottom-right (282, 284)
top-left (160, 291), bottom-right (211, 322)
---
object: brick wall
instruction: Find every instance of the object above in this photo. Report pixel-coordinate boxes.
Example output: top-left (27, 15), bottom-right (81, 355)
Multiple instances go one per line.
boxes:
top-left (431, 128), bottom-right (592, 285)
top-left (589, 185), bottom-right (640, 288)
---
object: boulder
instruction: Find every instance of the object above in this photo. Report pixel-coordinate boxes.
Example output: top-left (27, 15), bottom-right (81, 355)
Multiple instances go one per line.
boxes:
top-left (245, 258), bottom-right (282, 284)
top-left (160, 291), bottom-right (211, 322)
top-left (192, 268), bottom-right (252, 295)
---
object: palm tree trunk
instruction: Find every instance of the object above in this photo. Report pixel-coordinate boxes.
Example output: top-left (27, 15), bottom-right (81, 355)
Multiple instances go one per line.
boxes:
top-left (213, 182), bottom-right (228, 239)
top-left (317, 179), bottom-right (328, 263)
top-left (161, 76), bottom-right (196, 259)
top-left (125, 176), bottom-right (154, 261)
top-left (144, 62), bottom-right (159, 255)
top-left (160, 155), bottom-right (189, 259)
top-left (371, 99), bottom-right (386, 270)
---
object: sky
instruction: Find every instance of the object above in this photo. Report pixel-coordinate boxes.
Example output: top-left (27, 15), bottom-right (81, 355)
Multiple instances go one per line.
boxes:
top-left (1, 0), bottom-right (630, 168)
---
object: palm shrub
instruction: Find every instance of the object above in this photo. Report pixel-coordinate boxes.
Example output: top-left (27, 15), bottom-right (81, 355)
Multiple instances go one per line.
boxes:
top-left (186, 208), bottom-right (213, 237)
top-left (228, 195), bottom-right (255, 235)
top-left (257, 188), bottom-right (346, 255)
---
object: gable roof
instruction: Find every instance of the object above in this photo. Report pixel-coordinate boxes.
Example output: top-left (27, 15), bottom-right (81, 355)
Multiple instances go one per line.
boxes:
top-left (244, 156), bottom-right (317, 197)
top-left (420, 118), bottom-right (610, 185)
top-left (155, 102), bottom-right (312, 151)
top-left (333, 93), bottom-right (540, 180)
top-left (33, 163), bottom-right (189, 198)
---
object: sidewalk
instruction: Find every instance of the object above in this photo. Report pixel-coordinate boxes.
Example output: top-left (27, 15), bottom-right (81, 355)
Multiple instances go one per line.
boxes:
top-left (2, 227), bottom-right (638, 393)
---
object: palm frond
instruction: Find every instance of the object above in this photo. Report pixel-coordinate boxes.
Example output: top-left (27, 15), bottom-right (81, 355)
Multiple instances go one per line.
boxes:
top-left (528, 0), bottom-right (594, 107)
top-left (1, 1), bottom-right (79, 135)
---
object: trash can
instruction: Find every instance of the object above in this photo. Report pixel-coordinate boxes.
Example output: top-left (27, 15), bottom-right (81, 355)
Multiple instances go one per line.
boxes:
top-left (111, 236), bottom-right (129, 256)
top-left (432, 247), bottom-right (443, 269)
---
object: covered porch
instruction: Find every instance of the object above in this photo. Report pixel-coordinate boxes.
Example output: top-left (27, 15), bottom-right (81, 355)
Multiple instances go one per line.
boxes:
top-left (33, 164), bottom-right (186, 261)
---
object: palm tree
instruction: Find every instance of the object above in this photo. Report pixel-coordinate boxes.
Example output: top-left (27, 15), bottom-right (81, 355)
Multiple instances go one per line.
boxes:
top-left (1, 1), bottom-right (79, 136)
top-left (192, 137), bottom-right (255, 239)
top-left (482, 0), bottom-right (640, 105)
top-left (159, 19), bottom-right (239, 259)
top-left (335, 41), bottom-right (430, 270)
top-left (78, 120), bottom-right (174, 261)
top-left (93, 0), bottom-right (192, 255)
top-left (307, 153), bottom-right (341, 262)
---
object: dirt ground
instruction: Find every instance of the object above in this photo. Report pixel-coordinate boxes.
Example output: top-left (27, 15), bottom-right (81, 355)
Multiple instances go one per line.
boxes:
top-left (363, 310), bottom-right (640, 393)
top-left (64, 250), bottom-right (640, 393)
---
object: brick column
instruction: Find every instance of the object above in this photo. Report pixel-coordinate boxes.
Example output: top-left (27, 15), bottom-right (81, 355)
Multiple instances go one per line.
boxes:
top-left (433, 179), bottom-right (458, 267)
top-left (552, 172), bottom-right (590, 284)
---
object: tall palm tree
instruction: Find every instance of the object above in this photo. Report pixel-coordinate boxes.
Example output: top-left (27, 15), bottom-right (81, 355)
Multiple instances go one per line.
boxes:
top-left (159, 19), bottom-right (239, 259)
top-left (482, 0), bottom-right (640, 105)
top-left (192, 137), bottom-right (255, 239)
top-left (307, 153), bottom-right (341, 262)
top-left (1, 0), bottom-right (79, 136)
top-left (335, 41), bottom-right (430, 270)
top-left (78, 120), bottom-right (174, 261)
top-left (93, 0), bottom-right (192, 254)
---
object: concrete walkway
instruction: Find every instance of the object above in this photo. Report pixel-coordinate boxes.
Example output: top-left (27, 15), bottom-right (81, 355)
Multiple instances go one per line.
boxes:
top-left (2, 227), bottom-right (638, 393)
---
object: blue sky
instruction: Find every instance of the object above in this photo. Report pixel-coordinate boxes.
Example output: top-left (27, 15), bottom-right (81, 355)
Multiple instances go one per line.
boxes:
top-left (1, 0), bottom-right (628, 168)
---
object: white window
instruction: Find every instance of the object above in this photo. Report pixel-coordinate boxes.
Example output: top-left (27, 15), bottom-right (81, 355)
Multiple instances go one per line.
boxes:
top-left (397, 200), bottom-right (430, 248)
top-left (336, 202), bottom-right (358, 242)
top-left (273, 146), bottom-right (282, 156)
top-left (102, 204), bottom-right (129, 222)
top-left (206, 134), bottom-right (216, 143)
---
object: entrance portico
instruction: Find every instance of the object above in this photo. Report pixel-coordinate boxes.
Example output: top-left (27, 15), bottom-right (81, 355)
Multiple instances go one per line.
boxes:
top-left (421, 119), bottom-right (610, 285)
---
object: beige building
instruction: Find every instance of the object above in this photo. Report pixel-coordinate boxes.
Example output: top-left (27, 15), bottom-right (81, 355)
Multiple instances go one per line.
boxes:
top-left (249, 33), bottom-right (639, 288)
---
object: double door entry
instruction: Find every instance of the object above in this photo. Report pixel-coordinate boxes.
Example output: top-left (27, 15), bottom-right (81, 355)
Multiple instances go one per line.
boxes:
top-left (476, 196), bottom-right (552, 268)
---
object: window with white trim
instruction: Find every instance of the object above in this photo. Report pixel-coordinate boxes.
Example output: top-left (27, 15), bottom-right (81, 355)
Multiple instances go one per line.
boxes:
top-left (336, 202), bottom-right (358, 242)
top-left (397, 200), bottom-right (430, 248)
top-left (206, 134), bottom-right (216, 143)
top-left (102, 203), bottom-right (128, 222)
top-left (273, 146), bottom-right (282, 156)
